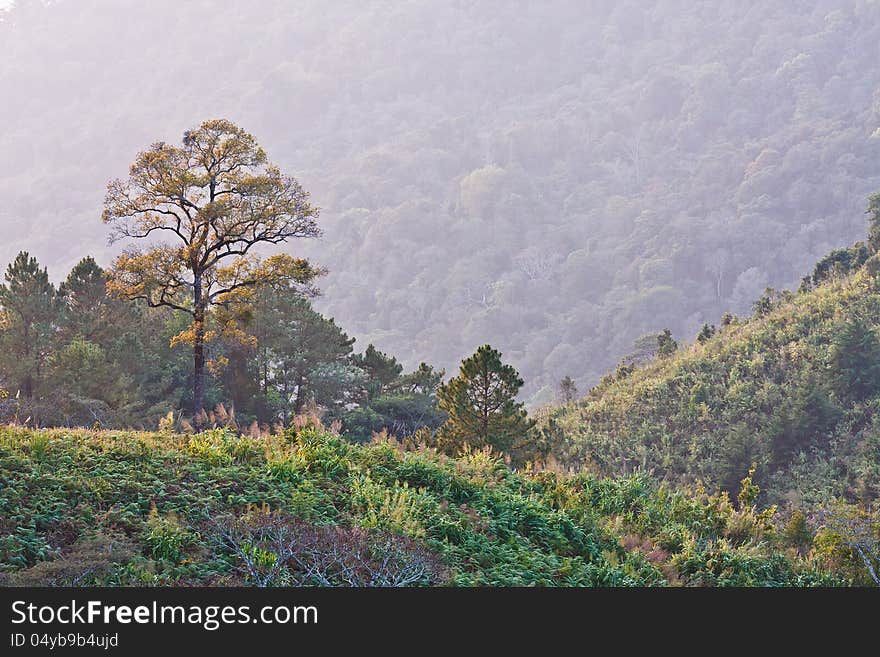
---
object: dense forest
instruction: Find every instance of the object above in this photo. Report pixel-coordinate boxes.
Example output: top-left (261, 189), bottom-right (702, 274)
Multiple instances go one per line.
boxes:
top-left (4, 1), bottom-right (880, 402)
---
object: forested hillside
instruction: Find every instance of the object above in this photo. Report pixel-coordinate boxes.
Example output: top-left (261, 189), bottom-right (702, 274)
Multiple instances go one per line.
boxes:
top-left (4, 1), bottom-right (880, 402)
top-left (539, 244), bottom-right (880, 513)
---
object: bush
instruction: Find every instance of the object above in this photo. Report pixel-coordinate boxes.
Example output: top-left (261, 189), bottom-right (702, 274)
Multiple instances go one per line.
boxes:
top-left (212, 506), bottom-right (444, 587)
top-left (1, 531), bottom-right (136, 586)
top-left (144, 505), bottom-right (196, 563)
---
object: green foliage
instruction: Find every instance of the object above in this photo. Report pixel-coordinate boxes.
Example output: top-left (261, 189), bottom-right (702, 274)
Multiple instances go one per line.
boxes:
top-left (0, 426), bottom-right (845, 586)
top-left (542, 259), bottom-right (880, 510)
top-left (808, 243), bottom-right (870, 289)
top-left (0, 251), bottom-right (59, 409)
top-left (696, 324), bottom-right (716, 344)
top-left (144, 505), bottom-right (195, 563)
top-left (341, 361), bottom-right (447, 443)
top-left (352, 344), bottom-right (404, 401)
top-left (817, 500), bottom-right (880, 585)
top-left (0, 251), bottom-right (445, 440)
top-left (828, 315), bottom-right (880, 402)
top-left (737, 465), bottom-right (760, 509)
top-left (657, 329), bottom-right (677, 357)
top-left (751, 288), bottom-right (775, 317)
top-left (437, 345), bottom-right (533, 458)
top-left (868, 191), bottom-right (880, 255)
top-left (186, 429), bottom-right (266, 467)
top-left (1, 531), bottom-right (136, 586)
top-left (0, 252), bottom-right (196, 428)
top-left (342, 393), bottom-right (446, 443)
top-left (238, 287), bottom-right (358, 421)
top-left (783, 511), bottom-right (812, 555)
top-left (558, 375), bottom-right (578, 403)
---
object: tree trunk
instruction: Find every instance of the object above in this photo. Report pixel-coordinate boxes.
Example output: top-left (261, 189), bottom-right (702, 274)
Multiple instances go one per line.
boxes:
top-left (480, 361), bottom-right (489, 443)
top-left (193, 322), bottom-right (205, 429)
top-left (23, 326), bottom-right (33, 399)
top-left (193, 274), bottom-right (206, 430)
top-left (293, 371), bottom-right (305, 416)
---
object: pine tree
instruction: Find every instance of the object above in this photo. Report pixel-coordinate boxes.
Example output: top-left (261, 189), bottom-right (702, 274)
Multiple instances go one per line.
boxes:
top-left (256, 287), bottom-right (358, 418)
top-left (657, 328), bottom-right (677, 357)
top-left (218, 286), bottom-right (360, 423)
top-left (342, 362), bottom-right (447, 442)
top-left (829, 314), bottom-right (880, 401)
top-left (57, 256), bottom-right (118, 343)
top-left (696, 323), bottom-right (716, 344)
top-left (0, 252), bottom-right (59, 401)
top-left (868, 191), bottom-right (880, 254)
top-left (436, 344), bottom-right (532, 454)
top-left (352, 344), bottom-right (403, 401)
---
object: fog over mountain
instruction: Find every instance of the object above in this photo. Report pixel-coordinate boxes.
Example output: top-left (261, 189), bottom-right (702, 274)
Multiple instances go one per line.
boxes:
top-left (3, 0), bottom-right (880, 403)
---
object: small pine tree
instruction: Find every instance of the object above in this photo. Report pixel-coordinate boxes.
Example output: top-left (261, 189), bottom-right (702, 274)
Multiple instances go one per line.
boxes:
top-left (696, 323), bottom-right (716, 344)
top-left (752, 287), bottom-right (775, 317)
top-left (657, 328), bottom-right (677, 357)
top-left (783, 511), bottom-right (813, 555)
top-left (828, 315), bottom-right (880, 401)
top-left (737, 463), bottom-right (760, 509)
top-left (436, 345), bottom-right (532, 455)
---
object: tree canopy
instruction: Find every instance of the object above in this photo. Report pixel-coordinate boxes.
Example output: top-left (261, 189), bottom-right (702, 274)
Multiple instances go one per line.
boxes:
top-left (102, 119), bottom-right (323, 422)
top-left (437, 344), bottom-right (532, 456)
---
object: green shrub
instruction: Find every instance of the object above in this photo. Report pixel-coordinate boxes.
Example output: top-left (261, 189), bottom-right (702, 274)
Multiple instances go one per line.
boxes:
top-left (0, 426), bottom-right (849, 586)
top-left (144, 505), bottom-right (196, 563)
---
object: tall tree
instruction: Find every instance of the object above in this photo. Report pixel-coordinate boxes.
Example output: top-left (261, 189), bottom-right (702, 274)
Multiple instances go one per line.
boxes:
top-left (436, 344), bottom-right (532, 454)
top-left (353, 344), bottom-right (403, 401)
top-left (51, 257), bottom-right (149, 426)
top-left (57, 256), bottom-right (127, 344)
top-left (0, 252), bottom-right (59, 401)
top-left (102, 119), bottom-right (323, 425)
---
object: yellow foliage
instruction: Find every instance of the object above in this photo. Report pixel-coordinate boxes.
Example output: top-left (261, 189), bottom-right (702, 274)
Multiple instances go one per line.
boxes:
top-left (207, 356), bottom-right (229, 377)
top-left (101, 118), bottom-right (326, 375)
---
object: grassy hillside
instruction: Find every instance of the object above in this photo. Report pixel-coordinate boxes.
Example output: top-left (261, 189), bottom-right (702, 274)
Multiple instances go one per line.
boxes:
top-left (0, 425), bottom-right (850, 586)
top-left (541, 263), bottom-right (880, 512)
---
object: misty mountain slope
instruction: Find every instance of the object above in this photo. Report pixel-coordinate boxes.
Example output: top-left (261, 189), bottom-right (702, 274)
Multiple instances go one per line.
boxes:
top-left (539, 254), bottom-right (880, 509)
top-left (3, 1), bottom-right (880, 402)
